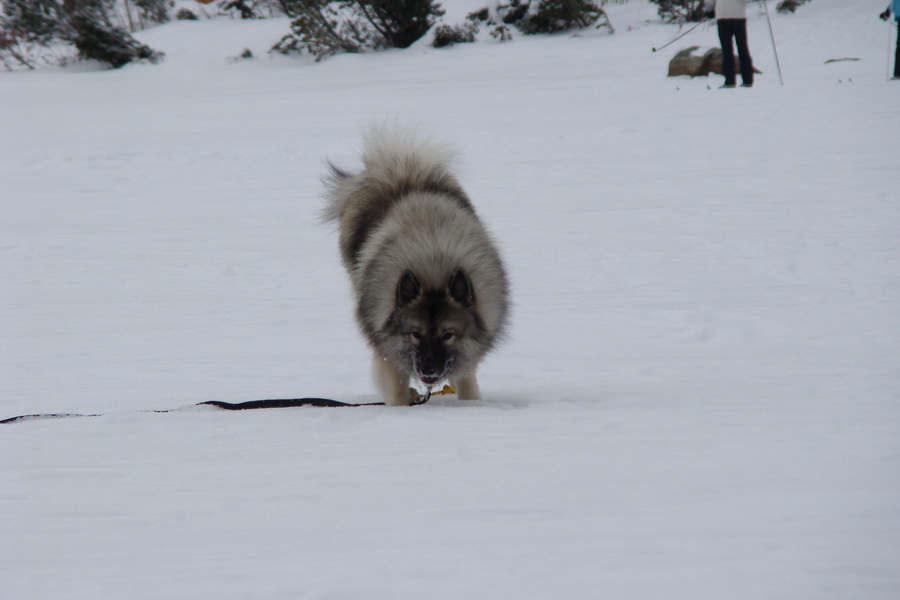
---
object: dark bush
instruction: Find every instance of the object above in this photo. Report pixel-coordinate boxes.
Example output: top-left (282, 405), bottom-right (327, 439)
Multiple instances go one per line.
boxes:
top-left (649, 0), bottom-right (708, 24)
top-left (224, 1), bottom-right (259, 19)
top-left (776, 0), bottom-right (810, 14)
top-left (516, 0), bottom-right (608, 35)
top-left (0, 0), bottom-right (165, 69)
top-left (275, 1), bottom-right (444, 60)
top-left (66, 14), bottom-right (163, 68)
top-left (0, 0), bottom-right (66, 45)
top-left (432, 22), bottom-right (478, 48)
top-left (133, 0), bottom-right (170, 26)
top-left (465, 1), bottom-right (610, 40)
top-left (175, 8), bottom-right (199, 21)
top-left (366, 0), bottom-right (445, 49)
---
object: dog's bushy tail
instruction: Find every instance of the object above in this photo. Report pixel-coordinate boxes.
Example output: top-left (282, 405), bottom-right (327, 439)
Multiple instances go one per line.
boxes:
top-left (323, 124), bottom-right (470, 224)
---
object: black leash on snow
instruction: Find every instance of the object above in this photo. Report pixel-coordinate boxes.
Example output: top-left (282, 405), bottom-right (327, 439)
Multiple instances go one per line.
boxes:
top-left (0, 388), bottom-right (442, 425)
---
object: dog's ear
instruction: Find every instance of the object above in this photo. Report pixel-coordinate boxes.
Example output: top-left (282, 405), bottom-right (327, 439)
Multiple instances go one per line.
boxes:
top-left (448, 268), bottom-right (474, 307)
top-left (397, 271), bottom-right (421, 306)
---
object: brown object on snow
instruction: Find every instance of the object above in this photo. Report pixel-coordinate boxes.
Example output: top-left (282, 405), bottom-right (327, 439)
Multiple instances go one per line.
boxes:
top-left (668, 46), bottom-right (763, 77)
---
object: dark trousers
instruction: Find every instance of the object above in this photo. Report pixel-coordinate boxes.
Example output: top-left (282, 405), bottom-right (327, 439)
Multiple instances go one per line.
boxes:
top-left (717, 18), bottom-right (754, 86)
top-left (895, 20), bottom-right (900, 78)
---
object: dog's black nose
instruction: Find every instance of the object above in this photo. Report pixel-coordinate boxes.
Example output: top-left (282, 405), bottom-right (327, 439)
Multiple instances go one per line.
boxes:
top-left (420, 363), bottom-right (438, 376)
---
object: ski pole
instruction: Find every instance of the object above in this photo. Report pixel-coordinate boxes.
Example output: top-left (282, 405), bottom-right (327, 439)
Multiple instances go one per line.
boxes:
top-left (888, 19), bottom-right (894, 80)
top-left (761, 0), bottom-right (785, 85)
top-left (652, 20), bottom-right (706, 53)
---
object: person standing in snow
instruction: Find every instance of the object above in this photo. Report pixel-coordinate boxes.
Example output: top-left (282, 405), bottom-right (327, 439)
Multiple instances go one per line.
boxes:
top-left (881, 1), bottom-right (900, 80)
top-left (705, 0), bottom-right (754, 88)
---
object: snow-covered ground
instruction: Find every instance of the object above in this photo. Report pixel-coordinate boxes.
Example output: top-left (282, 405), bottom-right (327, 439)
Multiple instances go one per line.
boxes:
top-left (1, 1), bottom-right (898, 598)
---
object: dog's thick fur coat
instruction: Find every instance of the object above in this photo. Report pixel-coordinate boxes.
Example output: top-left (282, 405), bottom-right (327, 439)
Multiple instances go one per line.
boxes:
top-left (324, 127), bottom-right (509, 405)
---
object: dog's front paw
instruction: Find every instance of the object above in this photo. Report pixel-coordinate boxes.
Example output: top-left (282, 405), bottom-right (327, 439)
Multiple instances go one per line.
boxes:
top-left (453, 375), bottom-right (481, 401)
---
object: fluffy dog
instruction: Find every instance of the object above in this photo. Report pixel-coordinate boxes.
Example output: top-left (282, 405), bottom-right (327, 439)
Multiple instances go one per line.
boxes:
top-left (324, 126), bottom-right (509, 405)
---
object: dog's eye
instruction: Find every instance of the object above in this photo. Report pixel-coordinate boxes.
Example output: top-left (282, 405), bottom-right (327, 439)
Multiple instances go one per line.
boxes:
top-left (441, 332), bottom-right (455, 342)
top-left (409, 332), bottom-right (423, 341)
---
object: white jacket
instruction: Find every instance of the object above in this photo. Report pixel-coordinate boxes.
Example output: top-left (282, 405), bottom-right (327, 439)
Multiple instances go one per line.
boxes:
top-left (707, 0), bottom-right (750, 20)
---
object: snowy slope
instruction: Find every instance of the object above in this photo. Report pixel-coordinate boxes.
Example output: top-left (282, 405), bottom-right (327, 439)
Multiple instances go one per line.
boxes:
top-left (1, 1), bottom-right (899, 599)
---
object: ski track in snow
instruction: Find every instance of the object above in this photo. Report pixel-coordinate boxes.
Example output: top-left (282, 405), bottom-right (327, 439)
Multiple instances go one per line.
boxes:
top-left (1, 1), bottom-right (899, 598)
